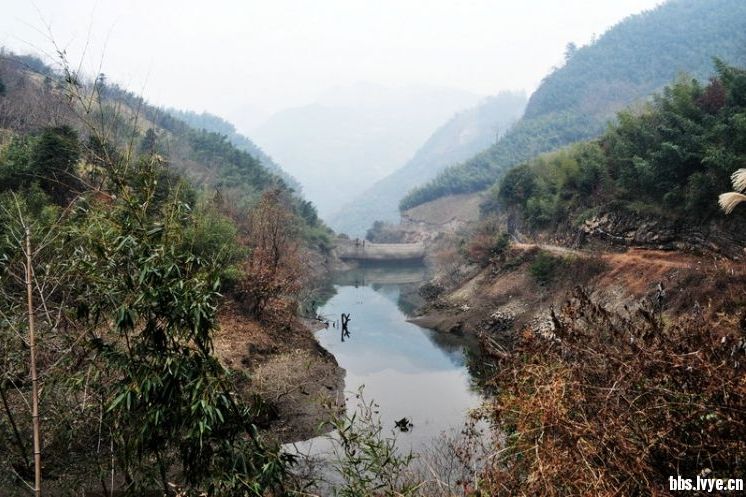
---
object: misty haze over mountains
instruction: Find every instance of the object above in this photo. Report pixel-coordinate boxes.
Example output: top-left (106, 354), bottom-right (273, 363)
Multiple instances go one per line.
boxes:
top-left (399, 0), bottom-right (746, 213)
top-left (4, 0), bottom-right (746, 494)
top-left (141, 0), bottom-right (746, 238)
top-left (248, 83), bottom-right (481, 218)
top-left (329, 91), bottom-right (527, 235)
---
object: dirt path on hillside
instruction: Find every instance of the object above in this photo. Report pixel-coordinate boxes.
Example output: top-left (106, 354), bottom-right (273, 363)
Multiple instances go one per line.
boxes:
top-left (513, 242), bottom-right (724, 271)
top-left (513, 242), bottom-right (582, 256)
top-left (607, 249), bottom-right (699, 269)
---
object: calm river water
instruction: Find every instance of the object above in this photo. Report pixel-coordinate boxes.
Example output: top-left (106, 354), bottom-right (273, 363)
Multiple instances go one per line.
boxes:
top-left (292, 264), bottom-right (482, 453)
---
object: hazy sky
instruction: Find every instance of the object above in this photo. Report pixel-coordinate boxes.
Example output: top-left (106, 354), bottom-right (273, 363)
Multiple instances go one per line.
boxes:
top-left (1, 0), bottom-right (663, 132)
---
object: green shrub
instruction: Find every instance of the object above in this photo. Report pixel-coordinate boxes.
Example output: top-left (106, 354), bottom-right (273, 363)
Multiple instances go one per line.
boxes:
top-left (491, 232), bottom-right (511, 257)
top-left (573, 206), bottom-right (603, 226)
top-left (529, 251), bottom-right (565, 285)
top-left (181, 198), bottom-right (246, 290)
top-left (322, 388), bottom-right (419, 497)
top-left (495, 63), bottom-right (746, 230)
top-left (401, 1), bottom-right (746, 210)
top-left (418, 281), bottom-right (444, 300)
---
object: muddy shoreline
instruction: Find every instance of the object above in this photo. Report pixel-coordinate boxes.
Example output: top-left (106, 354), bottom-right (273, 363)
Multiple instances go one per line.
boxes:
top-left (213, 303), bottom-right (346, 444)
top-left (259, 318), bottom-right (346, 444)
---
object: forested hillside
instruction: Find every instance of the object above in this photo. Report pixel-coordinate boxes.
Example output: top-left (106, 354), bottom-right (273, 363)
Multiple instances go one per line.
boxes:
top-left (166, 108), bottom-right (302, 192)
top-left (0, 53), bottom-right (330, 248)
top-left (490, 62), bottom-right (746, 237)
top-left (401, 0), bottom-right (746, 211)
top-left (329, 91), bottom-right (526, 235)
top-left (424, 63), bottom-right (746, 497)
top-left (0, 51), bottom-right (332, 494)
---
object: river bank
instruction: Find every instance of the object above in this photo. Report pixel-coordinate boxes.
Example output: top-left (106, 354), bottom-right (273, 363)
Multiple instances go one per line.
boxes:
top-left (409, 242), bottom-right (746, 348)
top-left (213, 302), bottom-right (346, 443)
top-left (287, 263), bottom-right (484, 455)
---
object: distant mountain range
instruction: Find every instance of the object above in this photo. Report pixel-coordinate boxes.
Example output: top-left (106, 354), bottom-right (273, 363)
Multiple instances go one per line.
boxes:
top-left (401, 0), bottom-right (746, 211)
top-left (249, 83), bottom-right (481, 218)
top-left (328, 91), bottom-right (526, 235)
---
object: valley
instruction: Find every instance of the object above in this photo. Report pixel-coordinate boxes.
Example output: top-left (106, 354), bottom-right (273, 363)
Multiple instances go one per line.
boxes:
top-left (1, 0), bottom-right (745, 495)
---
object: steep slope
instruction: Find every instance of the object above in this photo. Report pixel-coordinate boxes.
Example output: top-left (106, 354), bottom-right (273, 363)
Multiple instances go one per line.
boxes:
top-left (251, 83), bottom-right (480, 217)
top-left (0, 52), bottom-right (330, 246)
top-left (0, 50), bottom-right (344, 493)
top-left (166, 108), bottom-right (302, 192)
top-left (401, 0), bottom-right (746, 211)
top-left (488, 62), bottom-right (746, 255)
top-left (328, 91), bottom-right (526, 235)
top-left (409, 64), bottom-right (746, 497)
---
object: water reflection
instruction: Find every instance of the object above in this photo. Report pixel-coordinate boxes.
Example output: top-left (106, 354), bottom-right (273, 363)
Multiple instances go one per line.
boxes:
top-left (331, 264), bottom-right (427, 288)
top-left (309, 263), bottom-right (482, 449)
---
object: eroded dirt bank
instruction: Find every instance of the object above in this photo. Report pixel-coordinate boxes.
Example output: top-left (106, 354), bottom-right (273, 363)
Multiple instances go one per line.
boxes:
top-left (411, 243), bottom-right (746, 345)
top-left (212, 303), bottom-right (345, 443)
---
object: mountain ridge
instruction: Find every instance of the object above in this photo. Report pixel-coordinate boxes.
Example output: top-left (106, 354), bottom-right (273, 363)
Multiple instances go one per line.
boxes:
top-left (250, 84), bottom-right (482, 217)
top-left (400, 0), bottom-right (746, 211)
top-left (165, 108), bottom-right (302, 192)
top-left (328, 91), bottom-right (526, 235)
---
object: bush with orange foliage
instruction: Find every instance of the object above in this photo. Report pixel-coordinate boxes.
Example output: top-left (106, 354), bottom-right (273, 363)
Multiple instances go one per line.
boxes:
top-left (479, 287), bottom-right (746, 496)
top-left (237, 189), bottom-right (304, 327)
top-left (465, 218), bottom-right (511, 267)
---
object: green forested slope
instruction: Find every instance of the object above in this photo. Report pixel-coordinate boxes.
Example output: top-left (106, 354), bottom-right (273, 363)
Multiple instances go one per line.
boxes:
top-left (0, 52), bottom-right (329, 246)
top-left (401, 0), bottom-right (746, 211)
top-left (0, 51), bottom-right (319, 494)
top-left (166, 108), bottom-right (302, 192)
top-left (489, 62), bottom-right (746, 232)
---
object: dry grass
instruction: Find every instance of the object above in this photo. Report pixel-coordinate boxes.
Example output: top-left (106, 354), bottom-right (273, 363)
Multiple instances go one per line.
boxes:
top-left (212, 304), bottom-right (345, 442)
top-left (251, 349), bottom-right (344, 443)
top-left (479, 286), bottom-right (746, 496)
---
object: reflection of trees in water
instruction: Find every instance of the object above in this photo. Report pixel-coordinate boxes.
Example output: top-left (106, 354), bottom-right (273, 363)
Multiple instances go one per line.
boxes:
top-left (321, 263), bottom-right (490, 394)
top-left (463, 346), bottom-right (497, 395)
top-left (328, 264), bottom-right (428, 317)
top-left (332, 263), bottom-right (427, 288)
top-left (419, 329), bottom-right (484, 371)
top-left (394, 282), bottom-right (424, 317)
top-left (367, 281), bottom-right (423, 317)
top-left (303, 279), bottom-right (337, 317)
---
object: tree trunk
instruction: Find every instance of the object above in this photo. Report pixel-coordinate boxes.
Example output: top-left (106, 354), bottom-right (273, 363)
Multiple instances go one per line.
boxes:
top-left (25, 228), bottom-right (42, 497)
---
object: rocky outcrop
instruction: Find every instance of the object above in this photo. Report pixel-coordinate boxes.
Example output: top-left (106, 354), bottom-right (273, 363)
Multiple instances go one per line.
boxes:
top-left (579, 211), bottom-right (746, 259)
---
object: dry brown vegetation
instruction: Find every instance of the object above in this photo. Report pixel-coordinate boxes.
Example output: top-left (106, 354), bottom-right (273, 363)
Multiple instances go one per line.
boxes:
top-left (213, 299), bottom-right (344, 443)
top-left (231, 189), bottom-right (305, 327)
top-left (0, 51), bottom-right (342, 494)
top-left (417, 229), bottom-right (746, 496)
top-left (478, 286), bottom-right (745, 496)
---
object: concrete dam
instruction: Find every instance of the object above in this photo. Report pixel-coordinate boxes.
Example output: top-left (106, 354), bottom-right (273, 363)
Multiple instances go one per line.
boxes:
top-left (335, 240), bottom-right (425, 262)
